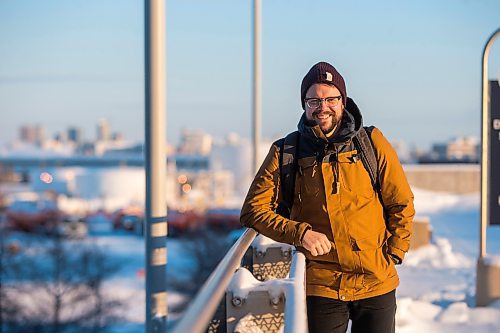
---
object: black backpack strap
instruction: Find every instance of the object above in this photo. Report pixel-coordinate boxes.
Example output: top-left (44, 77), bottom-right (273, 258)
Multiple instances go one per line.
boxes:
top-left (276, 131), bottom-right (300, 218)
top-left (353, 126), bottom-right (379, 191)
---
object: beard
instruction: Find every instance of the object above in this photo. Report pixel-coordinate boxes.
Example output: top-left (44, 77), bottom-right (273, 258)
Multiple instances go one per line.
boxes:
top-left (312, 110), bottom-right (339, 134)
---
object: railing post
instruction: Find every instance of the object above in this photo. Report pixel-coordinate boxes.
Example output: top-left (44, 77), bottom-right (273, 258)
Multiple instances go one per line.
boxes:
top-left (477, 27), bottom-right (500, 307)
top-left (479, 28), bottom-right (500, 259)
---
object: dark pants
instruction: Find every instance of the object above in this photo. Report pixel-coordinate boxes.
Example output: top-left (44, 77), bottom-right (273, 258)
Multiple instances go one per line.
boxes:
top-left (306, 290), bottom-right (396, 333)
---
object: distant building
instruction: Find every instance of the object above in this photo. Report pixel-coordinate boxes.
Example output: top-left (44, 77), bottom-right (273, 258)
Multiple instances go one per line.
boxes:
top-left (177, 129), bottom-right (212, 155)
top-left (88, 140), bottom-right (137, 156)
top-left (103, 143), bottom-right (143, 157)
top-left (54, 131), bottom-right (67, 143)
top-left (112, 132), bottom-right (124, 141)
top-left (391, 140), bottom-right (412, 164)
top-left (446, 137), bottom-right (480, 161)
top-left (19, 124), bottom-right (45, 145)
top-left (97, 118), bottom-right (111, 142)
top-left (34, 125), bottom-right (46, 146)
top-left (211, 132), bottom-right (271, 197)
top-left (173, 154), bottom-right (210, 172)
top-left (19, 125), bottom-right (36, 143)
top-left (67, 127), bottom-right (82, 144)
top-left (419, 136), bottom-right (479, 163)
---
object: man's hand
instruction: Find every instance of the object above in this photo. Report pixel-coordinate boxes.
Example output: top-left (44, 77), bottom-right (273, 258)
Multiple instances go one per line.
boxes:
top-left (302, 230), bottom-right (331, 256)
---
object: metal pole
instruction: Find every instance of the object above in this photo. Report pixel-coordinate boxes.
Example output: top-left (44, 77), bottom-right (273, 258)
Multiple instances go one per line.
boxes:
top-left (145, 0), bottom-right (167, 332)
top-left (480, 28), bottom-right (500, 259)
top-left (252, 0), bottom-right (262, 175)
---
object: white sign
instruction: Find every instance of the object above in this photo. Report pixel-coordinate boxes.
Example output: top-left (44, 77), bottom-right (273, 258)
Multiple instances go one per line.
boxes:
top-left (493, 119), bottom-right (500, 130)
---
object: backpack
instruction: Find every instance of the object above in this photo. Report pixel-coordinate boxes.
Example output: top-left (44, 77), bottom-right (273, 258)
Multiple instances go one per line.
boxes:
top-left (276, 126), bottom-right (379, 219)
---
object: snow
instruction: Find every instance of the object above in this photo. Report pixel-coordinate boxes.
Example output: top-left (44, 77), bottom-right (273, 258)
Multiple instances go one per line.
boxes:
top-left (393, 187), bottom-right (500, 333)
top-left (404, 238), bottom-right (473, 268)
top-left (5, 185), bottom-right (500, 332)
top-left (228, 267), bottom-right (288, 303)
top-left (412, 188), bottom-right (480, 214)
top-left (251, 233), bottom-right (294, 254)
top-left (483, 254), bottom-right (500, 267)
top-left (437, 302), bottom-right (469, 323)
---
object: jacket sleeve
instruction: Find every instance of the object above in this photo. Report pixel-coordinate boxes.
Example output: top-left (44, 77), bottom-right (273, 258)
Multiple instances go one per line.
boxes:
top-left (240, 143), bottom-right (312, 246)
top-left (371, 128), bottom-right (415, 262)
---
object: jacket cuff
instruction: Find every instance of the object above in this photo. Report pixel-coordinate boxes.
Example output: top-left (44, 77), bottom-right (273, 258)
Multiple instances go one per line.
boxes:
top-left (388, 234), bottom-right (410, 253)
top-left (388, 246), bottom-right (406, 263)
top-left (293, 223), bottom-right (312, 247)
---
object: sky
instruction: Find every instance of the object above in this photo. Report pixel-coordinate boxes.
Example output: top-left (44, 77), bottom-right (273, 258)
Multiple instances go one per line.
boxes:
top-left (0, 0), bottom-right (499, 150)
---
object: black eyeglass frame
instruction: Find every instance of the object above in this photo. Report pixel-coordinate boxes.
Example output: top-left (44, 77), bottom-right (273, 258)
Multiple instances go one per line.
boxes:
top-left (304, 96), bottom-right (342, 108)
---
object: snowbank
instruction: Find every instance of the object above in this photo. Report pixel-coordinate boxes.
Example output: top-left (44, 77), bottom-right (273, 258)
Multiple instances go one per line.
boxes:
top-left (413, 188), bottom-right (479, 214)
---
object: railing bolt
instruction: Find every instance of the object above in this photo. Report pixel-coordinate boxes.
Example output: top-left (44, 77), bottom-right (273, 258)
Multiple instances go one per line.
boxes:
top-left (256, 250), bottom-right (264, 258)
top-left (232, 297), bottom-right (244, 307)
top-left (271, 296), bottom-right (280, 306)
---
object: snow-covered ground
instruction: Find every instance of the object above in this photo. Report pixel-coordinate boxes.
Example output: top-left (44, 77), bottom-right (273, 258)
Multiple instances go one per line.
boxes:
top-left (103, 187), bottom-right (500, 332)
top-left (394, 188), bottom-right (500, 333)
top-left (4, 187), bottom-right (500, 332)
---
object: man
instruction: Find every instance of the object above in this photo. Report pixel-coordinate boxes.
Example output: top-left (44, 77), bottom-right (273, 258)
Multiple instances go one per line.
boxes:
top-left (240, 61), bottom-right (415, 333)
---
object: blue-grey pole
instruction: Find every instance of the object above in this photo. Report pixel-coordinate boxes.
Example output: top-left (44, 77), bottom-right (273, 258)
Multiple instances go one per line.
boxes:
top-left (145, 0), bottom-right (168, 331)
top-left (252, 0), bottom-right (262, 175)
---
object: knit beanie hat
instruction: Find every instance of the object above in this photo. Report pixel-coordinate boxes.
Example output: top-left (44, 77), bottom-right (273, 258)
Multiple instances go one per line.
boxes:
top-left (300, 61), bottom-right (347, 109)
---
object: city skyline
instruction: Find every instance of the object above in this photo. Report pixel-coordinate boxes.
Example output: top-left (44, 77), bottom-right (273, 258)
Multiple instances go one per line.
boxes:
top-left (5, 121), bottom-right (481, 165)
top-left (1, 0), bottom-right (499, 150)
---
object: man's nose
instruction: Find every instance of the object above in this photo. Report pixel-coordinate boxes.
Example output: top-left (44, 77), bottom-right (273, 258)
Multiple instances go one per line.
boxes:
top-left (320, 100), bottom-right (329, 111)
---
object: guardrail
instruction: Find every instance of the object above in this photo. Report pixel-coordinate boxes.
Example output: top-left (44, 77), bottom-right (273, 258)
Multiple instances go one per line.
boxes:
top-left (284, 251), bottom-right (307, 333)
top-left (172, 228), bottom-right (257, 333)
top-left (172, 229), bottom-right (308, 333)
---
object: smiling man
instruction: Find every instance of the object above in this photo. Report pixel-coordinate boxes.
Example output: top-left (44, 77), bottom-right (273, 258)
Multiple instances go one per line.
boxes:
top-left (240, 61), bottom-right (415, 333)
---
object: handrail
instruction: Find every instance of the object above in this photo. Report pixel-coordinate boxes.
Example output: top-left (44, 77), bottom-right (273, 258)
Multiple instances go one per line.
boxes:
top-left (172, 228), bottom-right (258, 333)
top-left (284, 251), bottom-right (308, 333)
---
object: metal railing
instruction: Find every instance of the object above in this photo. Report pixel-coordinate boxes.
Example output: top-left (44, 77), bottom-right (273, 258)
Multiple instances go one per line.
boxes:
top-left (172, 228), bottom-right (258, 333)
top-left (284, 251), bottom-right (307, 333)
top-left (172, 228), bottom-right (308, 333)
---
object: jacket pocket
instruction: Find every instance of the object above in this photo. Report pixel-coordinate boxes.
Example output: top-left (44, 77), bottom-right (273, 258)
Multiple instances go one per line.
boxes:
top-left (306, 265), bottom-right (342, 288)
top-left (351, 231), bottom-right (392, 288)
top-left (338, 150), bottom-right (375, 199)
top-left (296, 157), bottom-right (321, 198)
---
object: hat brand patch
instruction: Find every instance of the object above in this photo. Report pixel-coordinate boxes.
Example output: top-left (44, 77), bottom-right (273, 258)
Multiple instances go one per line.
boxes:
top-left (325, 72), bottom-right (333, 81)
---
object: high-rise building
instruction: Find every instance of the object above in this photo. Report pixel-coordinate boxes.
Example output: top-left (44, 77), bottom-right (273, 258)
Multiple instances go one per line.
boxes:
top-left (97, 119), bottom-right (110, 142)
top-left (19, 125), bottom-right (36, 143)
top-left (19, 124), bottom-right (45, 145)
top-left (34, 125), bottom-right (46, 145)
top-left (67, 127), bottom-right (82, 144)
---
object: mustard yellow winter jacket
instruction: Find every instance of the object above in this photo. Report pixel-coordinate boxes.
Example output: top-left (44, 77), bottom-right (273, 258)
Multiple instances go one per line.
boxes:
top-left (240, 98), bottom-right (415, 301)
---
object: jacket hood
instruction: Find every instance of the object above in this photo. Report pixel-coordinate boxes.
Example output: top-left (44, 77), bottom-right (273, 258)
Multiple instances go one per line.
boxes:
top-left (297, 97), bottom-right (363, 143)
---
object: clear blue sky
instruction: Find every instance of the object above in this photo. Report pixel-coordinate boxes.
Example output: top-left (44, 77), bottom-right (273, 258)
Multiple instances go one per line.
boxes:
top-left (0, 0), bottom-right (499, 149)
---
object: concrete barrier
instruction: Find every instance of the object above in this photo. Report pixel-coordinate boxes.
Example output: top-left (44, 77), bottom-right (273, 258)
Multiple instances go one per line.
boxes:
top-left (476, 257), bottom-right (500, 306)
top-left (403, 164), bottom-right (479, 193)
top-left (409, 216), bottom-right (432, 250)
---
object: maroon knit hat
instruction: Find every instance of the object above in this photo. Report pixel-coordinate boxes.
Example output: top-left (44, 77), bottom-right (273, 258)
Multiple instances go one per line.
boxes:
top-left (300, 61), bottom-right (347, 109)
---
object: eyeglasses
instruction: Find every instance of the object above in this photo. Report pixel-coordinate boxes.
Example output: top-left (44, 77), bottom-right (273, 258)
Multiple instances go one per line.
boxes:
top-left (304, 96), bottom-right (342, 108)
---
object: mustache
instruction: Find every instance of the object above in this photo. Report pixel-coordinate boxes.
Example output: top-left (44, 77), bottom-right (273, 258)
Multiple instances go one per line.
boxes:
top-left (312, 111), bottom-right (335, 117)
